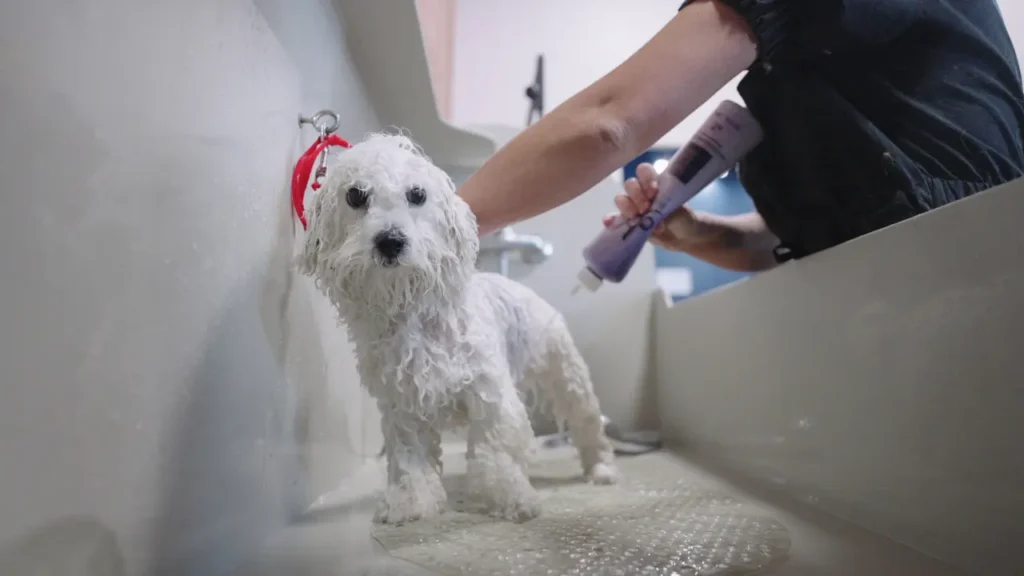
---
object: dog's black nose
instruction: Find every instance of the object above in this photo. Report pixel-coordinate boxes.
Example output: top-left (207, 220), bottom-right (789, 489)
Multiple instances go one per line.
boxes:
top-left (373, 229), bottom-right (407, 261)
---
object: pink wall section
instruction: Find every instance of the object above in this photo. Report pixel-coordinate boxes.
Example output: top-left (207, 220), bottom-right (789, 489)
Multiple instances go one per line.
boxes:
top-left (416, 0), bottom-right (455, 119)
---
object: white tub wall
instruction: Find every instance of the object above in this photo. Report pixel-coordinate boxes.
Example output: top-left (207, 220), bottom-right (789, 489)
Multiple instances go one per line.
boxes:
top-left (653, 177), bottom-right (1024, 575)
top-left (0, 1), bottom-right (379, 574)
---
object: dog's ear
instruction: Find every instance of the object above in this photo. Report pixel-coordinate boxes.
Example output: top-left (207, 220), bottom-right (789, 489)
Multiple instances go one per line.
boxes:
top-left (297, 180), bottom-right (340, 278)
top-left (296, 190), bottom-right (323, 277)
top-left (442, 178), bottom-right (480, 269)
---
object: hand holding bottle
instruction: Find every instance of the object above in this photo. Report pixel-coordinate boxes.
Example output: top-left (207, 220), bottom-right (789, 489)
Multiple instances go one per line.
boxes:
top-left (603, 162), bottom-right (704, 252)
top-left (579, 100), bottom-right (764, 291)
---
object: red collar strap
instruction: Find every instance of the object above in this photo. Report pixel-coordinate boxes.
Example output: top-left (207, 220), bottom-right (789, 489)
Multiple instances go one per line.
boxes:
top-left (291, 134), bottom-right (351, 229)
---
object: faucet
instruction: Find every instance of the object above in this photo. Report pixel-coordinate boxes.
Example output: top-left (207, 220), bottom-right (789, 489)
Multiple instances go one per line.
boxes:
top-left (478, 226), bottom-right (554, 276)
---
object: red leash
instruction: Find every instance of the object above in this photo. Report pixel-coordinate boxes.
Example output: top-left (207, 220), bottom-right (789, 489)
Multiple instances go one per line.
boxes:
top-left (291, 133), bottom-right (350, 229)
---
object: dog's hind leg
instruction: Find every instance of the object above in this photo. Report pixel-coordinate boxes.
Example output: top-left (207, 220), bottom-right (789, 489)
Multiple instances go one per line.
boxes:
top-left (464, 380), bottom-right (541, 521)
top-left (541, 332), bottom-right (619, 485)
top-left (374, 405), bottom-right (447, 524)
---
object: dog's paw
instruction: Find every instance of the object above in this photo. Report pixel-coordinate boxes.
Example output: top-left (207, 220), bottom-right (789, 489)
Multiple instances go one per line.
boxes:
top-left (373, 477), bottom-right (447, 525)
top-left (493, 493), bottom-right (542, 523)
top-left (373, 493), bottom-right (446, 525)
top-left (373, 497), bottom-right (412, 525)
top-left (587, 462), bottom-right (620, 485)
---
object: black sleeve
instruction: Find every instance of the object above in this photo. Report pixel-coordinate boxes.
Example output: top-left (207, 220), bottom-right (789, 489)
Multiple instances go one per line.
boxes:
top-left (678, 0), bottom-right (847, 65)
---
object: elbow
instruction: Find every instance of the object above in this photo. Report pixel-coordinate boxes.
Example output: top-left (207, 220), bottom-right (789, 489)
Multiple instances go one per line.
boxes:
top-left (592, 113), bottom-right (634, 156)
top-left (566, 96), bottom-right (641, 161)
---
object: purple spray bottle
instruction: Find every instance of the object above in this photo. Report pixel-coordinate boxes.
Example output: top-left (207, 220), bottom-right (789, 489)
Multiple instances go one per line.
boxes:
top-left (576, 100), bottom-right (764, 292)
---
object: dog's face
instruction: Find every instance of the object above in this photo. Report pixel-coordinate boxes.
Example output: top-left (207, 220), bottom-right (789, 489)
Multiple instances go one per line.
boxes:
top-left (298, 134), bottom-right (479, 314)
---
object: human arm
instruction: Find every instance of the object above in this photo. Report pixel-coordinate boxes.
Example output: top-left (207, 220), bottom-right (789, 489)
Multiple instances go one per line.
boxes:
top-left (457, 0), bottom-right (757, 237)
top-left (682, 211), bottom-right (779, 272)
top-left (646, 210), bottom-right (779, 272)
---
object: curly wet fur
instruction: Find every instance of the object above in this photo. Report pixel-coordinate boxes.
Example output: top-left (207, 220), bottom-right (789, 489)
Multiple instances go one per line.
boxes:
top-left (298, 133), bottom-right (618, 524)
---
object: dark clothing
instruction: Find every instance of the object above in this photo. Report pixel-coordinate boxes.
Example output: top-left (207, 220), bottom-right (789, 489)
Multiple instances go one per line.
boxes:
top-left (680, 0), bottom-right (1024, 259)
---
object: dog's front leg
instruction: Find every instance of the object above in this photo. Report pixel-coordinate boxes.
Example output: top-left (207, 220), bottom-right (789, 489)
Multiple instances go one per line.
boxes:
top-left (374, 407), bottom-right (447, 524)
top-left (464, 381), bottom-right (541, 522)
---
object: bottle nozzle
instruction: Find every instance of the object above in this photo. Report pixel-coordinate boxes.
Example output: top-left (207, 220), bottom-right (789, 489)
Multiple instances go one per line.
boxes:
top-left (576, 267), bottom-right (604, 292)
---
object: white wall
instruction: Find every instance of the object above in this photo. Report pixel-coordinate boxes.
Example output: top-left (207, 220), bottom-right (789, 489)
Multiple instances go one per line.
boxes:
top-left (0, 0), bottom-right (377, 574)
top-left (452, 0), bottom-right (742, 149)
top-left (1000, 0), bottom-right (1024, 60)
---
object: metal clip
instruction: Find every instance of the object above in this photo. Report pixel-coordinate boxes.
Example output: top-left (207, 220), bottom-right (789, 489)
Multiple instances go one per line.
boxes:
top-left (299, 110), bottom-right (341, 190)
top-left (312, 125), bottom-right (329, 189)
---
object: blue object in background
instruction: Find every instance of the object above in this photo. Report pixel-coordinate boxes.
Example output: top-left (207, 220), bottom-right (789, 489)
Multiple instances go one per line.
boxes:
top-left (623, 148), bottom-right (755, 301)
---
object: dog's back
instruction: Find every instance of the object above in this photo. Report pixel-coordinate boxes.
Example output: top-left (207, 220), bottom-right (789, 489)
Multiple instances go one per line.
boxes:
top-left (467, 272), bottom-right (568, 385)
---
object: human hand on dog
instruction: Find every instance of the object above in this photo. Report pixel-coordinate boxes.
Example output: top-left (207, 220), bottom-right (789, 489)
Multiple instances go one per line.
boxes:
top-left (602, 162), bottom-right (703, 252)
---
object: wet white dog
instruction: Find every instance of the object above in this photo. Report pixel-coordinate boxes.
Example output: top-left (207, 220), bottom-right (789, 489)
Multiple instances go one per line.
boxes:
top-left (298, 133), bottom-right (617, 524)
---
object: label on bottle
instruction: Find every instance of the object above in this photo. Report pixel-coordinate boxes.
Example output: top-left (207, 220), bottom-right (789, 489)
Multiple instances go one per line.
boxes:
top-left (667, 144), bottom-right (714, 185)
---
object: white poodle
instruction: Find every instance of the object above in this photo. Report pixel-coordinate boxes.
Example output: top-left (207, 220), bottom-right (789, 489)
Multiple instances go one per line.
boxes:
top-left (298, 133), bottom-right (618, 525)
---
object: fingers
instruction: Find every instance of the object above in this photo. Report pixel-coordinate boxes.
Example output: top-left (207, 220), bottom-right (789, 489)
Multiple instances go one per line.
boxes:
top-left (620, 179), bottom-right (644, 218)
top-left (606, 204), bottom-right (689, 252)
top-left (628, 163), bottom-right (659, 211)
top-left (626, 172), bottom-right (649, 211)
top-left (616, 163), bottom-right (660, 220)
top-left (607, 209), bottom-right (672, 251)
top-left (635, 163), bottom-right (660, 200)
top-left (614, 193), bottom-right (637, 219)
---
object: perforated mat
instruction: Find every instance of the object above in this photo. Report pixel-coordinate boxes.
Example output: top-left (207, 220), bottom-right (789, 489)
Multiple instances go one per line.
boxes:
top-left (372, 450), bottom-right (790, 575)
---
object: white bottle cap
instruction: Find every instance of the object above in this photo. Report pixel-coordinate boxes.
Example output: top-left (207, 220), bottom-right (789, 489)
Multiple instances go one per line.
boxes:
top-left (576, 267), bottom-right (604, 292)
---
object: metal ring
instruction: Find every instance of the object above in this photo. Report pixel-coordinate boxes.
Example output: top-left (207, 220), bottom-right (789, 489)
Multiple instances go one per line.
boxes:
top-left (298, 109), bottom-right (340, 135)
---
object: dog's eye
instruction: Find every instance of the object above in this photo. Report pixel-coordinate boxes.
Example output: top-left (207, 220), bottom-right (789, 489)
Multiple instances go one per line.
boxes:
top-left (406, 186), bottom-right (427, 206)
top-left (345, 187), bottom-right (369, 209)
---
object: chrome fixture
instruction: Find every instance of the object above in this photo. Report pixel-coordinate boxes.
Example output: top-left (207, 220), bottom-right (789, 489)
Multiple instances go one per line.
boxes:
top-left (479, 226), bottom-right (554, 277)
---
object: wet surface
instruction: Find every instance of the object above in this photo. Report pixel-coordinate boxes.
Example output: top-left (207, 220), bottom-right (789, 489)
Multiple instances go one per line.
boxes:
top-left (373, 452), bottom-right (790, 575)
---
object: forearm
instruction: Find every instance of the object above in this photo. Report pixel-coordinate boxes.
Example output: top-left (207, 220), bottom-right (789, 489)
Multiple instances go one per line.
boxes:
top-left (683, 211), bottom-right (779, 272)
top-left (458, 0), bottom-right (757, 236)
top-left (458, 108), bottom-right (635, 237)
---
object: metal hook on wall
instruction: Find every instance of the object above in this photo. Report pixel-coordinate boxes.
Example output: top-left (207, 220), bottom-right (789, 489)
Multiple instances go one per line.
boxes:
top-left (298, 109), bottom-right (341, 137)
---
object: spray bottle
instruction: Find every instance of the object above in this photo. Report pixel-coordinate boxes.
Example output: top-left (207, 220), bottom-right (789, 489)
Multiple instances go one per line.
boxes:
top-left (575, 100), bottom-right (764, 292)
